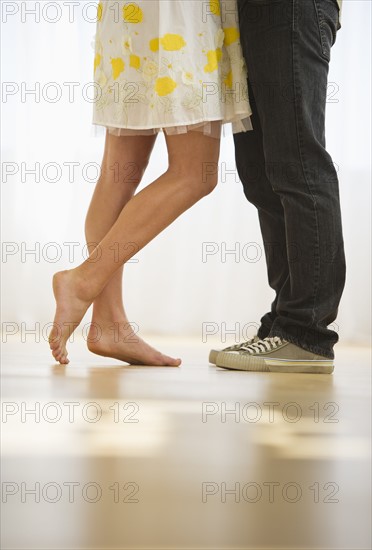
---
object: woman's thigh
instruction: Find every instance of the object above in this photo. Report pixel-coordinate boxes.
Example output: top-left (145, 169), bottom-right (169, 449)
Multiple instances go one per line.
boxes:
top-left (100, 131), bottom-right (158, 187)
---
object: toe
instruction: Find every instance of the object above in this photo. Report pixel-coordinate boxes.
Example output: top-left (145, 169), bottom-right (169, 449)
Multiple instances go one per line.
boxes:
top-left (53, 349), bottom-right (62, 361)
top-left (164, 355), bottom-right (181, 366)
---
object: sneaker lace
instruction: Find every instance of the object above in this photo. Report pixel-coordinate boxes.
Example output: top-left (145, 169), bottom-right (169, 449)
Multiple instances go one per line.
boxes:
top-left (240, 336), bottom-right (284, 354)
top-left (227, 335), bottom-right (257, 351)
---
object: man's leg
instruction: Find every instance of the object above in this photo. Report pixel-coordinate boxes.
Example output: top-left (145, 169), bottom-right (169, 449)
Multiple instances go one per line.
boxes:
top-left (209, 81), bottom-right (292, 365)
top-left (234, 0), bottom-right (346, 359)
top-left (234, 81), bottom-right (291, 340)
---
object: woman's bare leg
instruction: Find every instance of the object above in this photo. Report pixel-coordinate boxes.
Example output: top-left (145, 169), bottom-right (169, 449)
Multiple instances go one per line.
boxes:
top-left (49, 129), bottom-right (221, 364)
top-left (85, 131), bottom-right (180, 366)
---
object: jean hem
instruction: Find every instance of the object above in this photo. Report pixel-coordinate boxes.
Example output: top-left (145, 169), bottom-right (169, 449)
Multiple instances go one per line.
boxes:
top-left (268, 329), bottom-right (335, 359)
top-left (257, 327), bottom-right (271, 340)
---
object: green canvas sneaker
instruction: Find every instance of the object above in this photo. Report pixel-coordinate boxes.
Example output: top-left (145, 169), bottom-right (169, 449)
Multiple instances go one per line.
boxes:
top-left (209, 335), bottom-right (259, 365)
top-left (215, 336), bottom-right (334, 374)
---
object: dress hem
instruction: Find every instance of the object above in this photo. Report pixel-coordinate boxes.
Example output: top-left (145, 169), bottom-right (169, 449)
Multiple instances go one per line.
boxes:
top-left (92, 113), bottom-right (253, 138)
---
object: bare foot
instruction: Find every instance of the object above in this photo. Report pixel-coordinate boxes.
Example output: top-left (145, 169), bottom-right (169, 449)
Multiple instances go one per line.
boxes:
top-left (86, 320), bottom-right (182, 366)
top-left (49, 270), bottom-right (93, 364)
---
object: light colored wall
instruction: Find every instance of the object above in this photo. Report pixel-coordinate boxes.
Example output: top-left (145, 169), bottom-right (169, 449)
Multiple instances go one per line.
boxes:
top-left (1, 1), bottom-right (370, 346)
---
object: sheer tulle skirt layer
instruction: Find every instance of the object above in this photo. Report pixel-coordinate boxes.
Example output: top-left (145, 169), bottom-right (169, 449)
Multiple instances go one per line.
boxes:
top-left (105, 117), bottom-right (252, 139)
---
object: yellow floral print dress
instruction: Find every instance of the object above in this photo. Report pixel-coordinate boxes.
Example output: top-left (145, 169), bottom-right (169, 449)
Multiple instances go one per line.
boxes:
top-left (92, 0), bottom-right (252, 137)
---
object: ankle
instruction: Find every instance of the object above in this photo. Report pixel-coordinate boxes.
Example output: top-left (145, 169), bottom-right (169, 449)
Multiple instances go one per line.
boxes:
top-left (70, 267), bottom-right (101, 303)
top-left (91, 308), bottom-right (128, 324)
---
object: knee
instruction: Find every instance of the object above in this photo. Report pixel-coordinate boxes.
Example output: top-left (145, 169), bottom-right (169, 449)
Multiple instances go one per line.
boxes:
top-left (186, 168), bottom-right (218, 198)
top-left (200, 169), bottom-right (219, 197)
top-left (236, 157), bottom-right (280, 208)
top-left (242, 182), bottom-right (263, 206)
top-left (240, 175), bottom-right (268, 208)
top-left (168, 162), bottom-right (219, 198)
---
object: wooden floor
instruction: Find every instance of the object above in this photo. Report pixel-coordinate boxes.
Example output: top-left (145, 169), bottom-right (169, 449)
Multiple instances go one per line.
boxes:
top-left (1, 336), bottom-right (371, 549)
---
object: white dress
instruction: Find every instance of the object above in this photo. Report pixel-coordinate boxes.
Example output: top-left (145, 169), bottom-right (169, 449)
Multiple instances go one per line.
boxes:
top-left (92, 0), bottom-right (252, 138)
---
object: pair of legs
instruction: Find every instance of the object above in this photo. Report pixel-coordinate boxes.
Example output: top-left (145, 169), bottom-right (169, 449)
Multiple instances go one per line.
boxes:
top-left (49, 128), bottom-right (220, 365)
top-left (234, 0), bottom-right (346, 358)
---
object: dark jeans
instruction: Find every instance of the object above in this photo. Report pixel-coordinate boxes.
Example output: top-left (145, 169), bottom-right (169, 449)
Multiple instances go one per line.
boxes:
top-left (234, 0), bottom-right (346, 359)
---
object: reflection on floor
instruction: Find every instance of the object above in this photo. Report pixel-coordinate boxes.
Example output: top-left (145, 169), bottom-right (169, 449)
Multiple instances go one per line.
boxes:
top-left (1, 336), bottom-right (371, 549)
